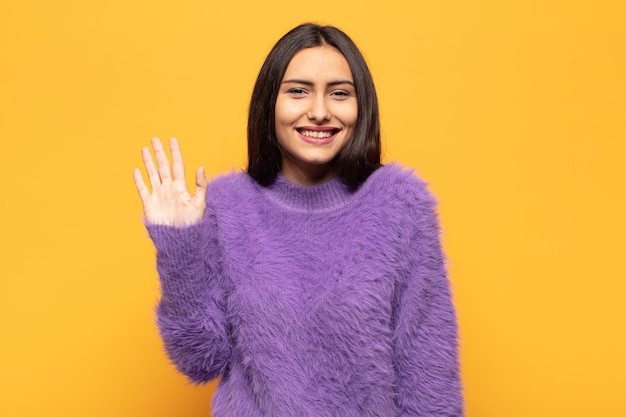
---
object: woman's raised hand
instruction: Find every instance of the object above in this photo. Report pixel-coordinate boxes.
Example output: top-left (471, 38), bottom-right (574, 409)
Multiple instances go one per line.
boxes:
top-left (133, 137), bottom-right (208, 226)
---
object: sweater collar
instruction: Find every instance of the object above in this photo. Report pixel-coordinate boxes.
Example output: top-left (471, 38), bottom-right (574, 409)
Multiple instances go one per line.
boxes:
top-left (261, 174), bottom-right (356, 213)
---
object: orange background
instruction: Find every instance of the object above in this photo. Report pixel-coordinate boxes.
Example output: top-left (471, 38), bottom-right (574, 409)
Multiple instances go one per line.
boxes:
top-left (1, 1), bottom-right (625, 416)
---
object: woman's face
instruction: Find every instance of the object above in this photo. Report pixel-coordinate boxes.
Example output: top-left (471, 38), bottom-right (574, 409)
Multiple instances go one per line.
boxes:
top-left (274, 45), bottom-right (358, 185)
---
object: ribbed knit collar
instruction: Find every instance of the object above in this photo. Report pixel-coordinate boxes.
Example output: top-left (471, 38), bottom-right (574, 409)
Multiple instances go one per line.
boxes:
top-left (261, 174), bottom-right (356, 213)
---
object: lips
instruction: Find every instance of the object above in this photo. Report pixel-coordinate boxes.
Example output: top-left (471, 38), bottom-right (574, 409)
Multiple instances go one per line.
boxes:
top-left (296, 127), bottom-right (340, 144)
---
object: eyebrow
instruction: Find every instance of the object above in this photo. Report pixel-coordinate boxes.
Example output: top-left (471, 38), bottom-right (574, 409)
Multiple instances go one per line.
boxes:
top-left (282, 78), bottom-right (355, 87)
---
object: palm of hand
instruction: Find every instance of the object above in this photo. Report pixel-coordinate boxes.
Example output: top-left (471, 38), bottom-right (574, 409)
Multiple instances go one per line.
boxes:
top-left (133, 137), bottom-right (207, 226)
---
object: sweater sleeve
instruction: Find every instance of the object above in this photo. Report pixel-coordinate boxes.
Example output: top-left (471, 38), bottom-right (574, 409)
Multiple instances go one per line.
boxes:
top-left (392, 183), bottom-right (464, 416)
top-left (146, 202), bottom-right (231, 384)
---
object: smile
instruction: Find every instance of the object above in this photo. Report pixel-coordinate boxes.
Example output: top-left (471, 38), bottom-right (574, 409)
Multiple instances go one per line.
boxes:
top-left (301, 130), bottom-right (333, 138)
top-left (296, 127), bottom-right (340, 139)
top-left (295, 127), bottom-right (340, 145)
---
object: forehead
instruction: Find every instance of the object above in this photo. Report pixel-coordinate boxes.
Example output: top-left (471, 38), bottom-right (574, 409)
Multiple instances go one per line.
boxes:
top-left (282, 46), bottom-right (353, 81)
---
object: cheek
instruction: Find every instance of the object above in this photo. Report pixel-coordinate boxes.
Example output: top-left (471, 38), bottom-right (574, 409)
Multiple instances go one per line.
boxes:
top-left (335, 102), bottom-right (358, 128)
top-left (275, 99), bottom-right (302, 126)
top-left (343, 112), bottom-right (358, 132)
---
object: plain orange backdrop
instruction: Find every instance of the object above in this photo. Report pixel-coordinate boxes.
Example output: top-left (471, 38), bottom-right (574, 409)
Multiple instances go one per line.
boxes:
top-left (1, 1), bottom-right (625, 416)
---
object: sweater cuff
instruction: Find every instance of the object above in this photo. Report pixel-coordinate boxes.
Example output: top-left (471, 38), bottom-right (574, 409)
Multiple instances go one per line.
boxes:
top-left (146, 222), bottom-right (205, 259)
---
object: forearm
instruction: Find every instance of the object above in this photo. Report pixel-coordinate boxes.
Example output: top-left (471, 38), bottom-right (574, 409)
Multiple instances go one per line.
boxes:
top-left (148, 223), bottom-right (212, 317)
top-left (148, 221), bottom-right (231, 383)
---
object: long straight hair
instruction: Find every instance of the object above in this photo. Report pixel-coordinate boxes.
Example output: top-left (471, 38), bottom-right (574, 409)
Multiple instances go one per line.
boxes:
top-left (247, 23), bottom-right (381, 189)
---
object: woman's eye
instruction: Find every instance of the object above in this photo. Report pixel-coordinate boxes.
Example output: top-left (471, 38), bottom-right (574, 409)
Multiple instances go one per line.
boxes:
top-left (331, 90), bottom-right (350, 98)
top-left (288, 88), bottom-right (306, 95)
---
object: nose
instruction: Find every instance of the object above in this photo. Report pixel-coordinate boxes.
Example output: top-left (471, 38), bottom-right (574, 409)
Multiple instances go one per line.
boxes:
top-left (307, 95), bottom-right (331, 122)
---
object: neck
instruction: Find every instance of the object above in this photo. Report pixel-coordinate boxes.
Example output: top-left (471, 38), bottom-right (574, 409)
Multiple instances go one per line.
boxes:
top-left (280, 160), bottom-right (336, 186)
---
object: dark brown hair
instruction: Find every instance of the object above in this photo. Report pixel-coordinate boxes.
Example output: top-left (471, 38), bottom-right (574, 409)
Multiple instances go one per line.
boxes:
top-left (247, 23), bottom-right (381, 189)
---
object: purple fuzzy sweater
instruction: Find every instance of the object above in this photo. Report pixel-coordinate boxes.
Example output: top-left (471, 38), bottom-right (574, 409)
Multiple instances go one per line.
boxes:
top-left (146, 164), bottom-right (463, 416)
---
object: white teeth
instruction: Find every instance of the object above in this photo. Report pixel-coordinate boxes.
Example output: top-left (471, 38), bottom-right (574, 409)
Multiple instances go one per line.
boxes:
top-left (300, 130), bottom-right (334, 138)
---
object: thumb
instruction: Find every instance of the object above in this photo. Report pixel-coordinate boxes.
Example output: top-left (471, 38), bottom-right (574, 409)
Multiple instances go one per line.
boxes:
top-left (194, 166), bottom-right (208, 202)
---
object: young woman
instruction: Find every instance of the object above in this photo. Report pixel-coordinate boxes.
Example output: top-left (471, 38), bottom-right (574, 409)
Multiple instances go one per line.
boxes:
top-left (134, 23), bottom-right (463, 416)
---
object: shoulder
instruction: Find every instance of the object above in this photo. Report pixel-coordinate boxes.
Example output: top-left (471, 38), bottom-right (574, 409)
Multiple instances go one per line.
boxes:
top-left (205, 170), bottom-right (261, 209)
top-left (362, 163), bottom-right (437, 209)
top-left (359, 164), bottom-right (442, 240)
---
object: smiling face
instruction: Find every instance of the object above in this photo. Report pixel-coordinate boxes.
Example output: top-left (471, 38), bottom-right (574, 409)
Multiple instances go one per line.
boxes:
top-left (274, 45), bottom-right (358, 186)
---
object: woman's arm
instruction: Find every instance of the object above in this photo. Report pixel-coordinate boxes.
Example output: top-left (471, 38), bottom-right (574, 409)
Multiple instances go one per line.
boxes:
top-left (148, 209), bottom-right (231, 383)
top-left (393, 183), bottom-right (464, 416)
top-left (135, 137), bottom-right (231, 383)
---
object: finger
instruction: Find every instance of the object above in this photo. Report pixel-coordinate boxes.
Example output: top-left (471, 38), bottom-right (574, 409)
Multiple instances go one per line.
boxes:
top-left (196, 166), bottom-right (208, 189)
top-left (133, 168), bottom-right (151, 203)
top-left (169, 137), bottom-right (186, 181)
top-left (193, 166), bottom-right (208, 204)
top-left (152, 137), bottom-right (172, 183)
top-left (142, 145), bottom-right (161, 190)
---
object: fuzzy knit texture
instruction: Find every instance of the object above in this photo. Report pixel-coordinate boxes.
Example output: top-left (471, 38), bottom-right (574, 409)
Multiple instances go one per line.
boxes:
top-left (146, 163), bottom-right (464, 417)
